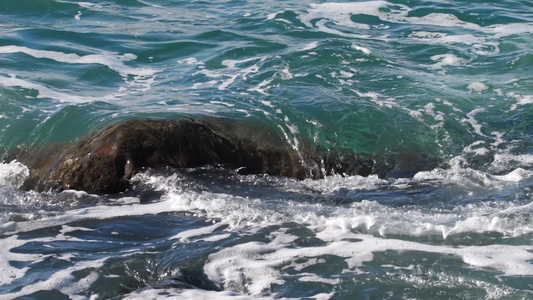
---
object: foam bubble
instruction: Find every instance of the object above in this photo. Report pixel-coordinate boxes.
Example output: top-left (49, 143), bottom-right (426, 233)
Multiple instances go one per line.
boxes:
top-left (0, 161), bottom-right (29, 188)
top-left (431, 54), bottom-right (468, 67)
top-left (508, 92), bottom-right (533, 110)
top-left (467, 82), bottom-right (489, 93)
top-left (177, 57), bottom-right (204, 65)
top-left (279, 68), bottom-right (293, 80)
top-left (352, 44), bottom-right (371, 55)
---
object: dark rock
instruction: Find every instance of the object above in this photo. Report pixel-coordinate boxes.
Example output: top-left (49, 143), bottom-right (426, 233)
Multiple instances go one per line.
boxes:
top-left (8, 118), bottom-right (310, 194)
top-left (373, 151), bottom-right (440, 179)
top-left (4, 117), bottom-right (439, 194)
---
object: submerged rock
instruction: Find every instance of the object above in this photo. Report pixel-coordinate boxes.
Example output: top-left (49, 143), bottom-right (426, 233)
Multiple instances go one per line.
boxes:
top-left (4, 117), bottom-right (437, 194)
top-left (8, 118), bottom-right (306, 194)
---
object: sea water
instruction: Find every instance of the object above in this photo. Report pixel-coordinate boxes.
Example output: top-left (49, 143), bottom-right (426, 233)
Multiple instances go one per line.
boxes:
top-left (0, 0), bottom-right (532, 299)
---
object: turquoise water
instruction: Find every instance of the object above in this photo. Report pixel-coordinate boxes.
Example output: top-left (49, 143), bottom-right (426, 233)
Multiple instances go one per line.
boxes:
top-left (1, 0), bottom-right (533, 299)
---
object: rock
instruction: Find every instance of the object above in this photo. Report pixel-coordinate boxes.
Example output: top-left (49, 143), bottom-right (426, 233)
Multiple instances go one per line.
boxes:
top-left (4, 117), bottom-right (438, 194)
top-left (373, 151), bottom-right (440, 179)
top-left (8, 118), bottom-right (310, 194)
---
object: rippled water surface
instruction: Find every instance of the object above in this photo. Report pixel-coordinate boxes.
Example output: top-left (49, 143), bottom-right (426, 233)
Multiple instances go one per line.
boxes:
top-left (1, 0), bottom-right (533, 299)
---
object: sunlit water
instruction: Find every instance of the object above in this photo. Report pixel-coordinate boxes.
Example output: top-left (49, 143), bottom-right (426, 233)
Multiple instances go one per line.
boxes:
top-left (1, 0), bottom-right (532, 299)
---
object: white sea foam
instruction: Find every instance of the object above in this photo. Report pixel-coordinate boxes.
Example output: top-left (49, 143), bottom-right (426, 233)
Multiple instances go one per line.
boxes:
top-left (508, 92), bottom-right (533, 110)
top-left (3, 164), bottom-right (533, 297)
top-left (124, 288), bottom-right (275, 300)
top-left (55, 1), bottom-right (103, 9)
top-left (296, 174), bottom-right (386, 194)
top-left (221, 57), bottom-right (260, 69)
top-left (177, 57), bottom-right (204, 65)
top-left (414, 155), bottom-right (533, 184)
top-left (298, 274), bottom-right (341, 285)
top-left (489, 168), bottom-right (531, 182)
top-left (279, 68), bottom-right (293, 80)
top-left (423, 102), bottom-right (445, 127)
top-left (353, 89), bottom-right (398, 108)
top-left (301, 1), bottom-right (407, 28)
top-left (0, 235), bottom-right (40, 286)
top-left (1, 256), bottom-right (104, 299)
top-left (209, 100), bottom-right (236, 107)
top-left (0, 46), bottom-right (162, 103)
top-left (267, 10), bottom-right (284, 20)
top-left (1, 194), bottom-right (170, 235)
top-left (140, 169), bottom-right (533, 242)
top-left (352, 44), bottom-right (371, 55)
top-left (171, 221), bottom-right (227, 243)
top-left (0, 161), bottom-right (29, 188)
top-left (301, 1), bottom-right (485, 35)
top-left (472, 41), bottom-right (501, 56)
top-left (193, 56), bottom-right (266, 91)
top-left (408, 31), bottom-right (485, 45)
top-left (204, 230), bottom-right (533, 294)
top-left (0, 46), bottom-right (157, 77)
top-left (248, 79), bottom-right (273, 95)
top-left (491, 153), bottom-right (533, 170)
top-left (6, 163), bottom-right (528, 239)
top-left (462, 107), bottom-right (486, 136)
top-left (467, 82), bottom-right (489, 93)
top-left (462, 140), bottom-right (490, 156)
top-left (0, 74), bottom-right (116, 103)
top-left (299, 41), bottom-right (320, 51)
top-left (431, 54), bottom-right (468, 67)
top-left (300, 0), bottom-right (526, 68)
top-left (403, 13), bottom-right (481, 30)
top-left (0, 223), bottom-right (102, 296)
top-left (302, 1), bottom-right (528, 37)
top-left (486, 23), bottom-right (533, 38)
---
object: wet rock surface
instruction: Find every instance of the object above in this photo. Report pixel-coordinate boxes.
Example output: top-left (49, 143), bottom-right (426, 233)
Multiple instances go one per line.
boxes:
top-left (4, 117), bottom-right (438, 194)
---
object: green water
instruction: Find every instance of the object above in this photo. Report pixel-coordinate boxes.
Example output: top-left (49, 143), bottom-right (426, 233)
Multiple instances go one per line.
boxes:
top-left (0, 0), bottom-right (532, 299)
